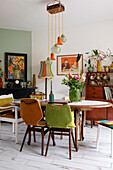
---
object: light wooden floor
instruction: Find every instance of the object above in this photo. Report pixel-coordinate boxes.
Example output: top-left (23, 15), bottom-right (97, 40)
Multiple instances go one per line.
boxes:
top-left (0, 122), bottom-right (113, 170)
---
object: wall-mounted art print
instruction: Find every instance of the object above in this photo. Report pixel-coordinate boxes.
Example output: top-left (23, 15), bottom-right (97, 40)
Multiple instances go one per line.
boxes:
top-left (57, 54), bottom-right (83, 76)
top-left (5, 53), bottom-right (27, 81)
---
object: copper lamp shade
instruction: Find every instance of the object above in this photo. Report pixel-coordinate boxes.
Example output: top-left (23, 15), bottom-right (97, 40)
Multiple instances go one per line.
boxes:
top-left (50, 53), bottom-right (55, 60)
top-left (56, 36), bottom-right (63, 45)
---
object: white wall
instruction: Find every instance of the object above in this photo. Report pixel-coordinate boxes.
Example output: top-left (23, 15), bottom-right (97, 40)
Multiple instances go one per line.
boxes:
top-left (32, 20), bottom-right (113, 99)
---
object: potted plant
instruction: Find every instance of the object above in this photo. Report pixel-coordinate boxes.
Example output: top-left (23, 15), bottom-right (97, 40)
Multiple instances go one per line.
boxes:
top-left (77, 53), bottom-right (93, 72)
top-left (62, 73), bottom-right (86, 102)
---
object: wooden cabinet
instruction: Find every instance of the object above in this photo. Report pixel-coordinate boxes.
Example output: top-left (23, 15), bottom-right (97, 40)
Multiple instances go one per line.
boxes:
top-left (85, 72), bottom-right (113, 123)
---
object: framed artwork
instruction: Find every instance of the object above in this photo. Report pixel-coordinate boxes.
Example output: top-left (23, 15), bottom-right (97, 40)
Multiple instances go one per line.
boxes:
top-left (57, 54), bottom-right (83, 76)
top-left (5, 52), bottom-right (27, 82)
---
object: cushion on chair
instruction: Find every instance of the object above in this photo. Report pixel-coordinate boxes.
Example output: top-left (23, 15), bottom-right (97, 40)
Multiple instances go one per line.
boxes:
top-left (1, 111), bottom-right (15, 119)
top-left (0, 94), bottom-right (13, 107)
top-left (46, 104), bottom-right (75, 128)
top-left (68, 111), bottom-right (76, 128)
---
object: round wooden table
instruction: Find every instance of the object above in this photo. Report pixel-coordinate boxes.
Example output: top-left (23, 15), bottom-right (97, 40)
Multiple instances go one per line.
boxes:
top-left (68, 100), bottom-right (112, 151)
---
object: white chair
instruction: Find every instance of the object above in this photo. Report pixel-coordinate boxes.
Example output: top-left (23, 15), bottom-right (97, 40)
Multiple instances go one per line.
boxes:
top-left (96, 120), bottom-right (113, 158)
top-left (0, 94), bottom-right (23, 143)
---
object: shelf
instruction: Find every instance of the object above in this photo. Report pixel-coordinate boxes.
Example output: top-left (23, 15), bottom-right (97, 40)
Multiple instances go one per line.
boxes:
top-left (87, 71), bottom-right (113, 73)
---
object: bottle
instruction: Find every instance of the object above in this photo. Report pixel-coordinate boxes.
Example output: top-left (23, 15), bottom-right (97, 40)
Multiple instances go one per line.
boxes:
top-left (49, 80), bottom-right (54, 102)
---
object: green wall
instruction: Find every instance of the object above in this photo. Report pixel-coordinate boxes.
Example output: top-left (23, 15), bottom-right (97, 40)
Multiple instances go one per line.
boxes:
top-left (0, 28), bottom-right (32, 84)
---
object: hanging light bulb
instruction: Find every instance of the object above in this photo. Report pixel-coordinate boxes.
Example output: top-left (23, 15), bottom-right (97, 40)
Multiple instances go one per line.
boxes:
top-left (61, 34), bottom-right (66, 43)
top-left (50, 53), bottom-right (55, 60)
top-left (61, 12), bottom-right (66, 43)
top-left (51, 44), bottom-right (61, 54)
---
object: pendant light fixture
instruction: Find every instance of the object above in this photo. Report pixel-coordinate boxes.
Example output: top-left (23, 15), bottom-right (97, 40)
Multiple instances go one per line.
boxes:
top-left (46, 13), bottom-right (52, 65)
top-left (61, 12), bottom-right (66, 43)
top-left (56, 13), bottom-right (63, 45)
top-left (51, 14), bottom-right (61, 54)
top-left (50, 15), bottom-right (55, 60)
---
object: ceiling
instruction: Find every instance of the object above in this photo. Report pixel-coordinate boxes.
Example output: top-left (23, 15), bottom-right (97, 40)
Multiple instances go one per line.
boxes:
top-left (0, 0), bottom-right (113, 31)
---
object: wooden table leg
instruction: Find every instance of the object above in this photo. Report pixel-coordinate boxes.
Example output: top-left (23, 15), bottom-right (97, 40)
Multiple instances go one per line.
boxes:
top-left (81, 111), bottom-right (86, 140)
top-left (74, 110), bottom-right (79, 152)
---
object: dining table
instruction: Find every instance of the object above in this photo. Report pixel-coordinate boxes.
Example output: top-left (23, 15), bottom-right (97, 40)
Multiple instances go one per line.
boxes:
top-left (12, 99), bottom-right (113, 151)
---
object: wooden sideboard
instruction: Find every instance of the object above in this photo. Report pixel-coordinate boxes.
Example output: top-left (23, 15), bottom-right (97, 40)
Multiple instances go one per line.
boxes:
top-left (85, 72), bottom-right (113, 127)
top-left (0, 87), bottom-right (37, 99)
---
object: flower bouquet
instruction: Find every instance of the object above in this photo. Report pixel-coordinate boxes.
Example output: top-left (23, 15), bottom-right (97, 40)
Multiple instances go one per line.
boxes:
top-left (62, 73), bottom-right (86, 102)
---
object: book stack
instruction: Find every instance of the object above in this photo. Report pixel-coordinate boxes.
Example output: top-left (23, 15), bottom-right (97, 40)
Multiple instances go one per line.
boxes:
top-left (104, 87), bottom-right (112, 100)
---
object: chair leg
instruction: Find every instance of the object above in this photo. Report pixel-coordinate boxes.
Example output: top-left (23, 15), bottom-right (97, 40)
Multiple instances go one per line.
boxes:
top-left (41, 128), bottom-right (44, 156)
top-left (69, 129), bottom-right (71, 159)
top-left (28, 130), bottom-right (31, 145)
top-left (71, 129), bottom-right (76, 149)
top-left (51, 131), bottom-right (56, 146)
top-left (79, 117), bottom-right (82, 141)
top-left (12, 122), bottom-right (15, 134)
top-left (111, 129), bottom-right (113, 158)
top-left (96, 124), bottom-right (101, 149)
top-left (60, 132), bottom-right (63, 139)
top-left (33, 131), bottom-right (36, 143)
top-left (20, 126), bottom-right (29, 152)
top-left (45, 130), bottom-right (51, 156)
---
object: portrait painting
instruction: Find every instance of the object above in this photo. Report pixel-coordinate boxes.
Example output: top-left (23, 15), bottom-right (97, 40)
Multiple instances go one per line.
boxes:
top-left (57, 54), bottom-right (83, 75)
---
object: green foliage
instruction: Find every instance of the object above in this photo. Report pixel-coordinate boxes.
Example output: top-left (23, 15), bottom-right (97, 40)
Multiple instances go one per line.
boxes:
top-left (76, 54), bottom-right (81, 62)
top-left (62, 74), bottom-right (85, 91)
top-left (93, 49), bottom-right (98, 56)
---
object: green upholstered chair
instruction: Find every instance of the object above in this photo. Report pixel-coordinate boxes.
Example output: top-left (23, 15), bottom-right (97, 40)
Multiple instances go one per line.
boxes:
top-left (96, 120), bottom-right (113, 158)
top-left (45, 103), bottom-right (76, 159)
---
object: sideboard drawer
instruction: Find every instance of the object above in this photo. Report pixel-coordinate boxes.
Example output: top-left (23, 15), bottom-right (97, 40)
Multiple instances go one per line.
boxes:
top-left (86, 86), bottom-right (104, 99)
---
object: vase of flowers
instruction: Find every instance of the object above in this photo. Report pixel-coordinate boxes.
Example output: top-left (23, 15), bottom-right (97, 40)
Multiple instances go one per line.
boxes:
top-left (62, 73), bottom-right (86, 102)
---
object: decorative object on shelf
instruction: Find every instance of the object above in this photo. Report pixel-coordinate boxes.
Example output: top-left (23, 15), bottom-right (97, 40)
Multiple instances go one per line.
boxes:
top-left (38, 60), bottom-right (53, 99)
top-left (109, 62), bottom-right (113, 72)
top-left (23, 79), bottom-right (26, 88)
top-left (26, 80), bottom-right (32, 88)
top-left (33, 74), bottom-right (36, 88)
top-left (30, 93), bottom-right (45, 100)
top-left (57, 54), bottom-right (83, 76)
top-left (49, 80), bottom-right (54, 102)
top-left (6, 81), bottom-right (12, 88)
top-left (103, 66), bottom-right (109, 72)
top-left (85, 48), bottom-right (112, 72)
top-left (62, 73), bottom-right (86, 102)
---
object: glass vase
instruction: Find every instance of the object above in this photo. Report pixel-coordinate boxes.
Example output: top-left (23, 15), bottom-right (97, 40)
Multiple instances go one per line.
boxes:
top-left (69, 88), bottom-right (81, 102)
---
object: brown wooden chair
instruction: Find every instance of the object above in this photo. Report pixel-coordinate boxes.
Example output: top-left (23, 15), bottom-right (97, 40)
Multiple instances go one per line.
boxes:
top-left (20, 98), bottom-right (48, 155)
top-left (45, 102), bottom-right (76, 159)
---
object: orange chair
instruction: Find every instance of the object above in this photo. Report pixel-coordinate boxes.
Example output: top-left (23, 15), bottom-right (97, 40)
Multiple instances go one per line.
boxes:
top-left (20, 98), bottom-right (48, 155)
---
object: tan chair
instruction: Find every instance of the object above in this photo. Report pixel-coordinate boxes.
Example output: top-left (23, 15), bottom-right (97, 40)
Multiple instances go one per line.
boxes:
top-left (20, 98), bottom-right (48, 155)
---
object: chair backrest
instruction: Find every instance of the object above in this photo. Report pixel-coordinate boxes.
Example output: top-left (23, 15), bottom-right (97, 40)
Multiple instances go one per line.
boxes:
top-left (45, 103), bottom-right (72, 128)
top-left (0, 94), bottom-right (13, 107)
top-left (20, 98), bottom-right (43, 125)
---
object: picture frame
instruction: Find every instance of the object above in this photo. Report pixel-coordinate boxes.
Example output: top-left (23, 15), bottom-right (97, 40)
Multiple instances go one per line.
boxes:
top-left (57, 54), bottom-right (83, 76)
top-left (5, 52), bottom-right (27, 82)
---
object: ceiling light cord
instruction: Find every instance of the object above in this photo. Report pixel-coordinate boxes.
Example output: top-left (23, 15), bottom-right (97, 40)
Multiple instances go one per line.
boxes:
top-left (62, 12), bottom-right (63, 34)
top-left (55, 14), bottom-right (57, 43)
top-left (59, 13), bottom-right (60, 36)
top-left (52, 15), bottom-right (53, 46)
top-left (48, 13), bottom-right (50, 57)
